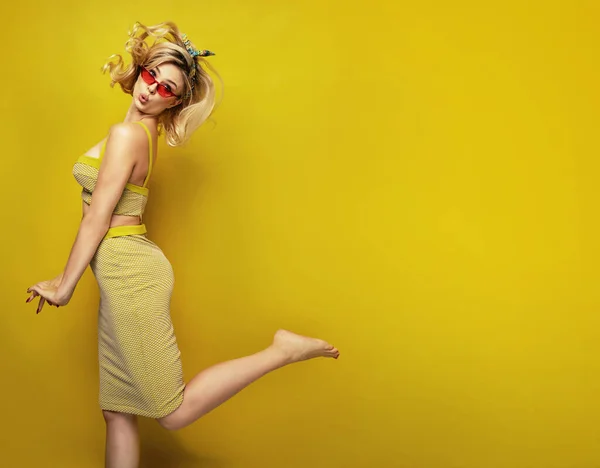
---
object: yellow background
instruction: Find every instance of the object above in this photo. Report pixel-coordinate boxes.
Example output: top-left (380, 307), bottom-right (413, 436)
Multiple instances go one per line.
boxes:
top-left (2, 1), bottom-right (599, 467)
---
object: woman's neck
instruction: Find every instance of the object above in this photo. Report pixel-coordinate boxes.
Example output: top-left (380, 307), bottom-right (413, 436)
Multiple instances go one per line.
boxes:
top-left (123, 100), bottom-right (157, 126)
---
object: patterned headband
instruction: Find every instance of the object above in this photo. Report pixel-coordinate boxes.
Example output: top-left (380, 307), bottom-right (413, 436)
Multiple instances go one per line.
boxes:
top-left (181, 33), bottom-right (215, 58)
top-left (181, 33), bottom-right (215, 96)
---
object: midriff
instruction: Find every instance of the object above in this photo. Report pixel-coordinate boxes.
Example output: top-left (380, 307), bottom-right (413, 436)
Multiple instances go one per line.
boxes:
top-left (82, 201), bottom-right (142, 227)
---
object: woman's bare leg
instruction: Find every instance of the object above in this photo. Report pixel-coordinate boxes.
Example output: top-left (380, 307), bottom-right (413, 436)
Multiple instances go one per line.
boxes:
top-left (103, 410), bottom-right (139, 468)
top-left (157, 329), bottom-right (339, 431)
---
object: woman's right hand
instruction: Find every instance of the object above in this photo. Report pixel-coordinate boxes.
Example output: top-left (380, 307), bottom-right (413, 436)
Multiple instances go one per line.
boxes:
top-left (25, 272), bottom-right (67, 314)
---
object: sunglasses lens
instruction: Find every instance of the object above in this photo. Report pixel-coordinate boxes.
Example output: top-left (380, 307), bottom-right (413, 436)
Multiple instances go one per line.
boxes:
top-left (141, 68), bottom-right (176, 98)
top-left (157, 85), bottom-right (175, 98)
top-left (141, 68), bottom-right (154, 84)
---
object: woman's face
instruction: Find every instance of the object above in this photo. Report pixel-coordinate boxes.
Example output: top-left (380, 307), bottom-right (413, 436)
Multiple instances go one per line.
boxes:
top-left (133, 62), bottom-right (186, 115)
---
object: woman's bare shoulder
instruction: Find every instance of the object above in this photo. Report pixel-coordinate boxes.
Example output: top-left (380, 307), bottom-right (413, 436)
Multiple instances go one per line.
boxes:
top-left (107, 122), bottom-right (147, 142)
top-left (104, 122), bottom-right (149, 155)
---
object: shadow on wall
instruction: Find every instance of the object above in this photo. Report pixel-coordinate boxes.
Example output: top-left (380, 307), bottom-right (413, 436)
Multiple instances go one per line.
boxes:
top-left (139, 418), bottom-right (225, 468)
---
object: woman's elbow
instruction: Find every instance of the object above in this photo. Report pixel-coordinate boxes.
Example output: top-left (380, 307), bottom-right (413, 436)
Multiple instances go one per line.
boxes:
top-left (81, 212), bottom-right (111, 234)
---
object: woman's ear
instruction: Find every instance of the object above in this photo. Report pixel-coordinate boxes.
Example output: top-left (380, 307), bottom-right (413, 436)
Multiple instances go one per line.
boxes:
top-left (168, 99), bottom-right (182, 109)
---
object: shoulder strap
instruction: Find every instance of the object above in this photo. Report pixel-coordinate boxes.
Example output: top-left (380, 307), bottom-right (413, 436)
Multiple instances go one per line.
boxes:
top-left (133, 121), bottom-right (154, 187)
top-left (99, 138), bottom-right (108, 159)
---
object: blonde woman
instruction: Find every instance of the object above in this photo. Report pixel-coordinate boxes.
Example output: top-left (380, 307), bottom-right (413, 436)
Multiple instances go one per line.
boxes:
top-left (25, 21), bottom-right (339, 468)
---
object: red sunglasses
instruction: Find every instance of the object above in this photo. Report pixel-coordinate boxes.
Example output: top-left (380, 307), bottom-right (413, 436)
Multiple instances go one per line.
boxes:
top-left (140, 67), bottom-right (179, 98)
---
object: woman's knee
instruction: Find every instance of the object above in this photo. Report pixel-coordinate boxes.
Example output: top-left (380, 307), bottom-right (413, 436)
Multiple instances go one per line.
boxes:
top-left (156, 413), bottom-right (185, 431)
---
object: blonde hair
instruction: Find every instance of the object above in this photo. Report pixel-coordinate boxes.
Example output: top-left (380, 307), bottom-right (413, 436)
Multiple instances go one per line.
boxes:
top-left (101, 21), bottom-right (222, 147)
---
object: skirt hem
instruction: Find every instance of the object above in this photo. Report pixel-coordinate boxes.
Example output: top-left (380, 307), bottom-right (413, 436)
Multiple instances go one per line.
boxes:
top-left (100, 392), bottom-right (184, 419)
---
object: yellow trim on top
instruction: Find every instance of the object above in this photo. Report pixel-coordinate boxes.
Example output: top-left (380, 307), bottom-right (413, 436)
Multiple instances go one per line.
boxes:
top-left (75, 156), bottom-right (149, 195)
top-left (125, 183), bottom-right (149, 196)
top-left (77, 155), bottom-right (101, 168)
top-left (132, 121), bottom-right (154, 188)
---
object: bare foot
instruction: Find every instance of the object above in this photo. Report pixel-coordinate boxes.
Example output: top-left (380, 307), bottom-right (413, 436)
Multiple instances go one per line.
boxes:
top-left (272, 329), bottom-right (340, 364)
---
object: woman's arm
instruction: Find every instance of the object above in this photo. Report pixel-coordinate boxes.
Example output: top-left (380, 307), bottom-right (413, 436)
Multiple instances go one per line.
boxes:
top-left (57, 123), bottom-right (146, 299)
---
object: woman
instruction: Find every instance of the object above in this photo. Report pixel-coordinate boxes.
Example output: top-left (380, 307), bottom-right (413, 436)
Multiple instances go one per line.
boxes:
top-left (25, 21), bottom-right (339, 467)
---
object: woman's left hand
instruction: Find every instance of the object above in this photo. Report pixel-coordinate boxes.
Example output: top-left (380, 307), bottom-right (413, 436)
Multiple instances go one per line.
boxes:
top-left (26, 275), bottom-right (73, 314)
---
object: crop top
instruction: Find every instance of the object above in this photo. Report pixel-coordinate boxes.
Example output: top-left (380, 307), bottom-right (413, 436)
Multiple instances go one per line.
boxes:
top-left (72, 121), bottom-right (153, 219)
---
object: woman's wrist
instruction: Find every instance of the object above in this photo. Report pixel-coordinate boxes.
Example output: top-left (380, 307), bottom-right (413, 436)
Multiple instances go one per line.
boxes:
top-left (57, 282), bottom-right (74, 301)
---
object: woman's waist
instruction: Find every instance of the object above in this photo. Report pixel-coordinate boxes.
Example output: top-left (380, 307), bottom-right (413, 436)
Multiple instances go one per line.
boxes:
top-left (82, 201), bottom-right (144, 225)
top-left (108, 215), bottom-right (143, 229)
top-left (104, 223), bottom-right (147, 239)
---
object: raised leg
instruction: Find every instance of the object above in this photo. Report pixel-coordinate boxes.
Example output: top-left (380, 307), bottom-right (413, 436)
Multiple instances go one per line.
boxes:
top-left (157, 329), bottom-right (339, 431)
